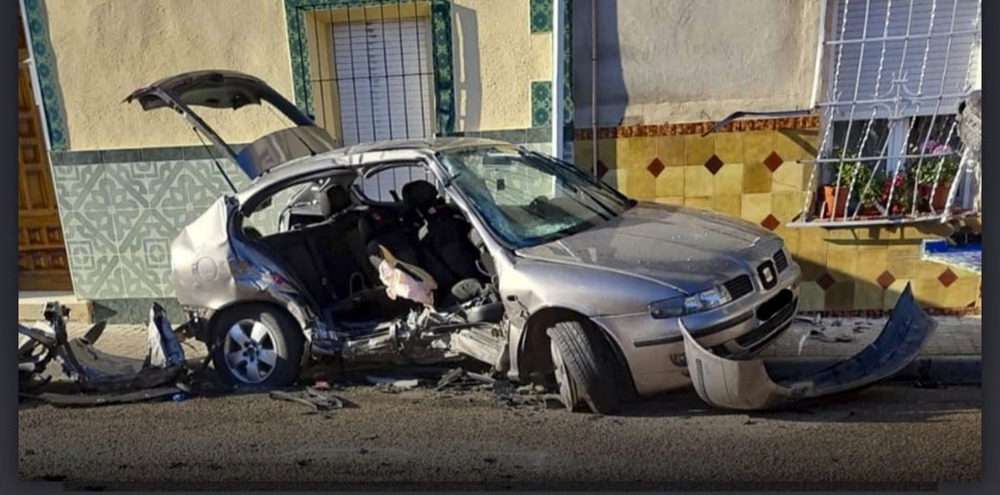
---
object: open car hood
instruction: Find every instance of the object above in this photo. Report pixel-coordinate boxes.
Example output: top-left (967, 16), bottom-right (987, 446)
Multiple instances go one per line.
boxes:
top-left (125, 70), bottom-right (340, 178)
top-left (681, 283), bottom-right (935, 410)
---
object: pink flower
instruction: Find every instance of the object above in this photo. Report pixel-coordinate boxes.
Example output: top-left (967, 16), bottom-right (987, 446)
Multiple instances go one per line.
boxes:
top-left (932, 144), bottom-right (952, 155)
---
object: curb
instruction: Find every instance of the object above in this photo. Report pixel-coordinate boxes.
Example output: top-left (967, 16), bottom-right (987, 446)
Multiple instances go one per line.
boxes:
top-left (763, 355), bottom-right (981, 386)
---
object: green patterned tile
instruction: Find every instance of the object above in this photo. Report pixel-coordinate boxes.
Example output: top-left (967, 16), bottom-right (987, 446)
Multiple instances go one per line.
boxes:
top-left (530, 0), bottom-right (552, 33)
top-left (22, 0), bottom-right (68, 150)
top-left (119, 253), bottom-right (173, 298)
top-left (66, 253), bottom-right (125, 300)
top-left (531, 81), bottom-right (552, 127)
top-left (92, 298), bottom-right (185, 324)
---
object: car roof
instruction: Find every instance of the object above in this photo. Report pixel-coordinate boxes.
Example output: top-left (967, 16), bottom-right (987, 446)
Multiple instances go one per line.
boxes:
top-left (234, 136), bottom-right (517, 201)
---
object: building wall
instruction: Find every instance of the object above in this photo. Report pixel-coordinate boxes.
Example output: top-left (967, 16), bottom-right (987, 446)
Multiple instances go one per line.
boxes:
top-left (573, 0), bottom-right (820, 127)
top-left (452, 0), bottom-right (553, 132)
top-left (43, 0), bottom-right (295, 151)
top-left (574, 120), bottom-right (981, 313)
top-left (30, 0), bottom-right (557, 309)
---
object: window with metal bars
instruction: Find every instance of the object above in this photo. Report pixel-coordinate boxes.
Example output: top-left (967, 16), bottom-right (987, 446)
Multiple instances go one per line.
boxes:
top-left (793, 0), bottom-right (981, 227)
top-left (297, 3), bottom-right (435, 147)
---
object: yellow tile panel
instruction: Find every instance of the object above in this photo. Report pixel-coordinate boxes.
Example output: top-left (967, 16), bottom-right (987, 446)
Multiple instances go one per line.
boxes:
top-left (743, 162), bottom-right (772, 193)
top-left (685, 134), bottom-right (716, 165)
top-left (912, 279), bottom-right (945, 308)
top-left (774, 129), bottom-right (819, 161)
top-left (617, 137), bottom-right (656, 170)
top-left (714, 133), bottom-right (743, 163)
top-left (771, 192), bottom-right (803, 223)
top-left (713, 163), bottom-right (744, 196)
top-left (655, 167), bottom-right (685, 198)
top-left (743, 130), bottom-right (775, 164)
top-left (741, 193), bottom-right (772, 223)
top-left (943, 278), bottom-right (980, 309)
top-left (771, 161), bottom-right (806, 192)
top-left (684, 166), bottom-right (714, 197)
top-left (713, 195), bottom-right (742, 218)
top-left (826, 249), bottom-right (859, 281)
top-left (855, 247), bottom-right (889, 282)
top-left (655, 136), bottom-right (685, 166)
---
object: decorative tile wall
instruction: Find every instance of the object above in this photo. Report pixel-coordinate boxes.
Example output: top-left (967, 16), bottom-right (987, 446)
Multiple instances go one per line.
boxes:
top-left (22, 0), bottom-right (67, 150)
top-left (531, 81), bottom-right (553, 127)
top-left (51, 151), bottom-right (249, 300)
top-left (573, 122), bottom-right (981, 313)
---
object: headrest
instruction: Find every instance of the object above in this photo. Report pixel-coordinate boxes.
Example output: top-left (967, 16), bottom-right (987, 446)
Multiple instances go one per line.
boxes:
top-left (326, 184), bottom-right (352, 213)
top-left (401, 180), bottom-right (440, 212)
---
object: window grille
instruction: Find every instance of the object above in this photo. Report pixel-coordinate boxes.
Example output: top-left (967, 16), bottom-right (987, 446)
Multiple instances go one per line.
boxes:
top-left (293, 2), bottom-right (435, 148)
top-left (790, 0), bottom-right (981, 227)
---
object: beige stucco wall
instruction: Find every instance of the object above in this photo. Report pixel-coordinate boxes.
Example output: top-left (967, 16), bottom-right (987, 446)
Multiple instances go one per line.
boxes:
top-left (576, 0), bottom-right (821, 126)
top-left (452, 0), bottom-right (551, 131)
top-left (45, 0), bottom-right (295, 150)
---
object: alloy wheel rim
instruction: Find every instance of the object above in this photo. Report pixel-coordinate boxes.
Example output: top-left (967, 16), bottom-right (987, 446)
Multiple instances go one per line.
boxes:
top-left (222, 319), bottom-right (278, 384)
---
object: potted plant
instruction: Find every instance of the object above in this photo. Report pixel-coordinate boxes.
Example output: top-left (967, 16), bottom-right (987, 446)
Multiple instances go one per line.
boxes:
top-left (908, 140), bottom-right (960, 212)
top-left (819, 151), bottom-right (867, 219)
top-left (854, 167), bottom-right (884, 217)
top-left (876, 171), bottom-right (912, 216)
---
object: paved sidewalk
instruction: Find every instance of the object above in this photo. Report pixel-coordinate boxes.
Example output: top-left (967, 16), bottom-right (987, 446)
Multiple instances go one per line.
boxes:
top-left (759, 314), bottom-right (981, 358)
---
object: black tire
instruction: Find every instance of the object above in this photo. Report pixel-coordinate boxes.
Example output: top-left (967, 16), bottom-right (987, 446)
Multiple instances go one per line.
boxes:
top-left (209, 303), bottom-right (305, 388)
top-left (546, 321), bottom-right (620, 414)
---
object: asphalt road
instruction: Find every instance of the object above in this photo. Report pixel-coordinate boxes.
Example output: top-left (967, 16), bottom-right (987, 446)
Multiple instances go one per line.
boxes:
top-left (18, 381), bottom-right (981, 491)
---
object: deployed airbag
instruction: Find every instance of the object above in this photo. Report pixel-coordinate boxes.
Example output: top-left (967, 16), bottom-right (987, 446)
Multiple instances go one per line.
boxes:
top-left (682, 283), bottom-right (935, 410)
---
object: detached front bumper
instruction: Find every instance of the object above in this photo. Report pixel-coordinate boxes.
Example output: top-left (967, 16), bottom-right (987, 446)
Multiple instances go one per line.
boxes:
top-left (682, 283), bottom-right (934, 410)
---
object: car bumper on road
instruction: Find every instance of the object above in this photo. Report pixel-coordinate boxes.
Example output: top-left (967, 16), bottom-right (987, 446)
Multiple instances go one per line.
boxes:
top-left (593, 263), bottom-right (801, 397)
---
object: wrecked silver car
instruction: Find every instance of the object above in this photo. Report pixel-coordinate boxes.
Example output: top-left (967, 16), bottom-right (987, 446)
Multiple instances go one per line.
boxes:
top-left (117, 71), bottom-right (931, 414)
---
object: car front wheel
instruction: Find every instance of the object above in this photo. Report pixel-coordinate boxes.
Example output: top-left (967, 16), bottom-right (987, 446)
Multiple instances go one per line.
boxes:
top-left (547, 320), bottom-right (620, 414)
top-left (210, 304), bottom-right (304, 388)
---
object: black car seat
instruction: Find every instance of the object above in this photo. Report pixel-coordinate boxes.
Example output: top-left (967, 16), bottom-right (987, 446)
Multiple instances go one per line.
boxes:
top-left (401, 180), bottom-right (484, 284)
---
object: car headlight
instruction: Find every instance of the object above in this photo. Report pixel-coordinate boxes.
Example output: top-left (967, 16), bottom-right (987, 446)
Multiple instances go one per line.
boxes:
top-left (648, 285), bottom-right (734, 319)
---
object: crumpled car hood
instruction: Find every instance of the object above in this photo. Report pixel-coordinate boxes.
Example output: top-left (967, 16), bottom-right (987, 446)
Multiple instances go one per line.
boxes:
top-left (516, 202), bottom-right (780, 294)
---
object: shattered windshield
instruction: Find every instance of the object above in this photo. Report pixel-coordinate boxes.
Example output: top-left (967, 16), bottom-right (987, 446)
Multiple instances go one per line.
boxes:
top-left (437, 145), bottom-right (633, 249)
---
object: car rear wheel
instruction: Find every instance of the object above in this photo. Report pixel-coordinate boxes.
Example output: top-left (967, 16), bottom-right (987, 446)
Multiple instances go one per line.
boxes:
top-left (210, 304), bottom-right (304, 388)
top-left (547, 320), bottom-right (620, 414)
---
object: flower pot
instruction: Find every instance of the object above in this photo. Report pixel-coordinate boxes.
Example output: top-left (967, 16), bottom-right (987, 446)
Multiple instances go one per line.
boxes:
top-left (857, 204), bottom-right (881, 217)
top-left (917, 184), bottom-right (951, 212)
top-left (821, 185), bottom-right (848, 219)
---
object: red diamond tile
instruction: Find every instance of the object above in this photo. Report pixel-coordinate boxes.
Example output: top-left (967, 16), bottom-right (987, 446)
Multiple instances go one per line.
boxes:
top-left (760, 214), bottom-right (780, 231)
top-left (704, 154), bottom-right (724, 175)
top-left (647, 158), bottom-right (665, 178)
top-left (938, 268), bottom-right (958, 287)
top-left (817, 272), bottom-right (836, 291)
top-left (763, 151), bottom-right (784, 172)
top-left (596, 160), bottom-right (608, 179)
top-left (876, 270), bottom-right (896, 289)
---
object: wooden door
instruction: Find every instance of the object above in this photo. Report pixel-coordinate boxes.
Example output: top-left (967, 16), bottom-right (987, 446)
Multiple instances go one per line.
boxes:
top-left (18, 15), bottom-right (71, 291)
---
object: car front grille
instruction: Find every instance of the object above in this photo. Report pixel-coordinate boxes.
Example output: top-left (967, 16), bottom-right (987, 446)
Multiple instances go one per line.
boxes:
top-left (723, 274), bottom-right (754, 300)
top-left (735, 295), bottom-right (797, 347)
top-left (773, 249), bottom-right (788, 272)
